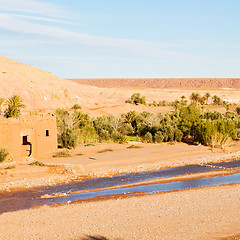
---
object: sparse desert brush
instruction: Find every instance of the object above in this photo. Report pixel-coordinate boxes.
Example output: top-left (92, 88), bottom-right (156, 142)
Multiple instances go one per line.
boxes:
top-left (127, 145), bottom-right (143, 149)
top-left (76, 153), bottom-right (84, 156)
top-left (97, 148), bottom-right (113, 153)
top-left (0, 148), bottom-right (8, 163)
top-left (4, 165), bottom-right (16, 169)
top-left (53, 150), bottom-right (72, 158)
top-left (84, 143), bottom-right (95, 147)
top-left (29, 161), bottom-right (46, 166)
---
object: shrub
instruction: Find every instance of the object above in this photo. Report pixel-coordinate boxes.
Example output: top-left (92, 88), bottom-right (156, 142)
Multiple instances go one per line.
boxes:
top-left (154, 131), bottom-right (164, 143)
top-left (207, 132), bottom-right (232, 148)
top-left (98, 129), bottom-right (110, 142)
top-left (72, 104), bottom-right (81, 110)
top-left (93, 116), bottom-right (114, 135)
top-left (53, 150), bottom-right (72, 158)
top-left (118, 123), bottom-right (134, 135)
top-left (174, 129), bottom-right (183, 142)
top-left (0, 149), bottom-right (8, 163)
top-left (130, 93), bottom-right (146, 105)
top-left (112, 132), bottom-right (128, 144)
top-left (59, 127), bottom-right (78, 149)
top-left (145, 132), bottom-right (153, 143)
top-left (77, 126), bottom-right (98, 143)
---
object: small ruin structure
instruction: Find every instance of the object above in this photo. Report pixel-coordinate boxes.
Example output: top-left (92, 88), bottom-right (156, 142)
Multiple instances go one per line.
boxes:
top-left (0, 115), bottom-right (57, 160)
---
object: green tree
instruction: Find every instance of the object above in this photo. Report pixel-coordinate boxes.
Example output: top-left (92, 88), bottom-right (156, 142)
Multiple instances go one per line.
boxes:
top-left (59, 127), bottom-right (78, 149)
top-left (128, 93), bottom-right (146, 105)
top-left (4, 95), bottom-right (25, 118)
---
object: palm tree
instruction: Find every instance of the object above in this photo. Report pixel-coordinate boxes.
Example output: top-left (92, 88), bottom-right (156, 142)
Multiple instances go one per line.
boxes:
top-left (4, 95), bottom-right (26, 118)
top-left (122, 111), bottom-right (138, 124)
top-left (212, 95), bottom-right (221, 105)
top-left (180, 95), bottom-right (186, 101)
top-left (199, 97), bottom-right (206, 106)
top-left (190, 92), bottom-right (200, 105)
top-left (204, 92), bottom-right (210, 105)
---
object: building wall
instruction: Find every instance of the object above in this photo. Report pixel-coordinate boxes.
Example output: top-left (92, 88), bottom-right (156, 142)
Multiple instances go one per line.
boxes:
top-left (0, 115), bottom-right (57, 160)
top-left (0, 118), bottom-right (21, 160)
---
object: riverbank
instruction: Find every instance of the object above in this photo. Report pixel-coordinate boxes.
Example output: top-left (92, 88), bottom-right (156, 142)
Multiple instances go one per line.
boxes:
top-left (0, 183), bottom-right (239, 239)
top-left (1, 142), bottom-right (240, 193)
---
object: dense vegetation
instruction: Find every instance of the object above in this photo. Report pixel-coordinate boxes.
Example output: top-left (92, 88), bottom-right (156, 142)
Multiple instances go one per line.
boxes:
top-left (56, 96), bottom-right (240, 149)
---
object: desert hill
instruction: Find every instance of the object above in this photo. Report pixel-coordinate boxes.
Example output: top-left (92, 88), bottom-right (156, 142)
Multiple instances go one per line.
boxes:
top-left (1, 55), bottom-right (240, 116)
top-left (0, 55), bottom-right (107, 111)
top-left (70, 78), bottom-right (240, 89)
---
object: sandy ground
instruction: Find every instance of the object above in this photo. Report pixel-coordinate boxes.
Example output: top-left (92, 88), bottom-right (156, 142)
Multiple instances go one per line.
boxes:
top-left (1, 141), bottom-right (240, 193)
top-left (0, 183), bottom-right (239, 240)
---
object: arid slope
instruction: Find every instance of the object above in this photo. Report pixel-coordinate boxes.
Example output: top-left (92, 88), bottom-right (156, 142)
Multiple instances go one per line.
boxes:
top-left (0, 56), bottom-right (106, 110)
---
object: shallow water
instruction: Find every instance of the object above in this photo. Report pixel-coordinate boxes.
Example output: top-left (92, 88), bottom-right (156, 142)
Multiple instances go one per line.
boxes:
top-left (0, 160), bottom-right (239, 214)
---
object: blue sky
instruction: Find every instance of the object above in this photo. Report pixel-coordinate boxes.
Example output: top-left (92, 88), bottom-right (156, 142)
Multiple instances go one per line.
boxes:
top-left (0, 0), bottom-right (240, 78)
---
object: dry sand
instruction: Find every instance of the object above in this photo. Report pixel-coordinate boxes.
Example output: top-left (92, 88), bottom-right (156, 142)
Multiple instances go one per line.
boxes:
top-left (0, 184), bottom-right (239, 240)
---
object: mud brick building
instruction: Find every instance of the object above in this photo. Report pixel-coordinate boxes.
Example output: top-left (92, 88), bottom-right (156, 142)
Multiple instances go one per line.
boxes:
top-left (0, 115), bottom-right (57, 160)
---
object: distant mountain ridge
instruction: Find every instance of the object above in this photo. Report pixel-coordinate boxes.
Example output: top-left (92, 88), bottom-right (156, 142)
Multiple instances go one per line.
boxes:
top-left (70, 78), bottom-right (240, 89)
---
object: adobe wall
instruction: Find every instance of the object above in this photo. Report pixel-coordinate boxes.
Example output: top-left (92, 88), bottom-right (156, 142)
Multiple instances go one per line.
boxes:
top-left (0, 115), bottom-right (57, 161)
top-left (0, 118), bottom-right (21, 160)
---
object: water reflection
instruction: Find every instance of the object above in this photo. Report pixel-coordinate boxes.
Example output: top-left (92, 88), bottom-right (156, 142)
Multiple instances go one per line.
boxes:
top-left (0, 160), bottom-right (239, 214)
